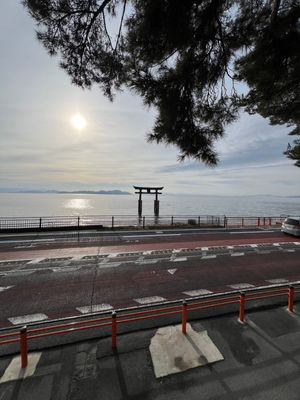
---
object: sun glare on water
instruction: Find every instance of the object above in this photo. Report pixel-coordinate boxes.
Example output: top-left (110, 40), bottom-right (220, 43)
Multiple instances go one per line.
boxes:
top-left (71, 114), bottom-right (87, 131)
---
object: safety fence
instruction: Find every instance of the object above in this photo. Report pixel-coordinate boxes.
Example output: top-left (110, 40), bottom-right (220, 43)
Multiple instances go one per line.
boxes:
top-left (0, 214), bottom-right (287, 231)
top-left (0, 282), bottom-right (299, 369)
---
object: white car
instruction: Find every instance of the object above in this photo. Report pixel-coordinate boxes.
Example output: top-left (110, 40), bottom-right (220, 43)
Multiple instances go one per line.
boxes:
top-left (281, 217), bottom-right (300, 237)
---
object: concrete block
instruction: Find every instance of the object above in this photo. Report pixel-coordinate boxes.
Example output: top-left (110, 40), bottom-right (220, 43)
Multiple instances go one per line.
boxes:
top-left (149, 324), bottom-right (224, 378)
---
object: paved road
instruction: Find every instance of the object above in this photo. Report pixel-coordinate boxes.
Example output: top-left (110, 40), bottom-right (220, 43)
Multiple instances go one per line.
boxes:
top-left (0, 227), bottom-right (297, 260)
top-left (0, 229), bottom-right (299, 328)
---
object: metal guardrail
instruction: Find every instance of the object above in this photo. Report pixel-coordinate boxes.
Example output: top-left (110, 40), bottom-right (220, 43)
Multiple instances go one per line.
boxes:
top-left (0, 282), bottom-right (299, 368)
top-left (0, 215), bottom-right (286, 231)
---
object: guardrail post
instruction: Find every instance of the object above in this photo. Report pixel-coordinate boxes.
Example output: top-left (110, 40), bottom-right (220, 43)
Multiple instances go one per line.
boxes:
top-left (257, 217), bottom-right (260, 227)
top-left (112, 311), bottom-right (117, 348)
top-left (288, 286), bottom-right (294, 313)
top-left (239, 292), bottom-right (245, 323)
top-left (171, 216), bottom-right (174, 226)
top-left (143, 216), bottom-right (145, 229)
top-left (269, 217), bottom-right (272, 226)
top-left (77, 216), bottom-right (80, 228)
top-left (224, 216), bottom-right (227, 228)
top-left (198, 216), bottom-right (200, 226)
top-left (242, 218), bottom-right (244, 227)
top-left (39, 218), bottom-right (42, 230)
top-left (182, 300), bottom-right (187, 334)
top-left (112, 216), bottom-right (114, 229)
top-left (20, 326), bottom-right (28, 368)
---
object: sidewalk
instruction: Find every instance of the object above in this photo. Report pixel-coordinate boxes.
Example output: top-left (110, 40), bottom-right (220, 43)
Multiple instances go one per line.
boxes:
top-left (1, 305), bottom-right (300, 400)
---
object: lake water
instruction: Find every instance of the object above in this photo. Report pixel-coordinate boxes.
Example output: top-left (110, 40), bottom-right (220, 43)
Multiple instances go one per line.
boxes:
top-left (0, 193), bottom-right (299, 217)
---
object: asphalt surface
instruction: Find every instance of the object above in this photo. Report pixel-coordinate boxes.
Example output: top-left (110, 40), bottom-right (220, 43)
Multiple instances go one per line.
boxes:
top-left (0, 228), bottom-right (299, 328)
top-left (1, 228), bottom-right (300, 399)
top-left (2, 305), bottom-right (300, 399)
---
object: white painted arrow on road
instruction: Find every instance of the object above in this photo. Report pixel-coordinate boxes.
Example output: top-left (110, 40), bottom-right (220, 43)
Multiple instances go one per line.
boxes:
top-left (0, 286), bottom-right (14, 292)
top-left (168, 269), bottom-right (177, 275)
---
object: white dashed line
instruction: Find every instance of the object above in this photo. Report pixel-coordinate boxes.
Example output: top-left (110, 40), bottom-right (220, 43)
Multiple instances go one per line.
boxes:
top-left (98, 260), bottom-right (122, 268)
top-left (202, 255), bottom-right (217, 259)
top-left (51, 267), bottom-right (81, 272)
top-left (250, 244), bottom-right (258, 248)
top-left (201, 247), bottom-right (209, 251)
top-left (227, 246), bottom-right (234, 249)
top-left (76, 304), bottom-right (113, 314)
top-left (273, 243), bottom-right (280, 247)
top-left (231, 252), bottom-right (245, 257)
top-left (266, 278), bottom-right (289, 284)
top-left (108, 253), bottom-right (119, 258)
top-left (134, 296), bottom-right (166, 305)
top-left (286, 249), bottom-right (295, 252)
top-left (72, 255), bottom-right (84, 261)
top-left (172, 249), bottom-right (182, 253)
top-left (167, 269), bottom-right (177, 275)
top-left (230, 231), bottom-right (275, 234)
top-left (139, 260), bottom-right (158, 265)
top-left (143, 251), bottom-right (153, 255)
top-left (8, 313), bottom-right (48, 325)
top-left (172, 257), bottom-right (187, 262)
top-left (183, 289), bottom-right (213, 297)
top-left (0, 286), bottom-right (14, 292)
top-left (27, 258), bottom-right (45, 264)
top-left (228, 283), bottom-right (255, 289)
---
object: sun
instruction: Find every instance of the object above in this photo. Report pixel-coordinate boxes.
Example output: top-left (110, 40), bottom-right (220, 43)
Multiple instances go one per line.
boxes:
top-left (70, 114), bottom-right (87, 131)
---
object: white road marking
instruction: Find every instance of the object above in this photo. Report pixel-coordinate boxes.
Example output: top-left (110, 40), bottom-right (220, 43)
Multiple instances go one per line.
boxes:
top-left (134, 296), bottom-right (166, 304)
top-left (122, 234), bottom-right (181, 238)
top-left (228, 283), bottom-right (255, 289)
top-left (0, 270), bottom-right (34, 277)
top-left (266, 278), bottom-right (289, 284)
top-left (231, 252), bottom-right (245, 257)
top-left (51, 267), bottom-right (81, 272)
top-left (273, 243), bottom-right (280, 246)
top-left (201, 247), bottom-right (209, 251)
top-left (173, 257), bottom-right (187, 262)
top-left (227, 246), bottom-right (234, 249)
top-left (143, 251), bottom-right (153, 255)
top-left (183, 289), bottom-right (213, 296)
top-left (8, 313), bottom-right (48, 325)
top-left (286, 249), bottom-right (295, 252)
top-left (0, 352), bottom-right (42, 383)
top-left (294, 242), bottom-right (300, 245)
top-left (76, 304), bottom-right (113, 314)
top-left (172, 249), bottom-right (182, 253)
top-left (202, 255), bottom-right (217, 259)
top-left (108, 253), bottom-right (119, 258)
top-left (230, 231), bottom-right (275, 234)
top-left (139, 260), bottom-right (158, 265)
top-left (27, 258), bottom-right (45, 264)
top-left (250, 244), bottom-right (258, 248)
top-left (99, 262), bottom-right (121, 268)
top-left (167, 269), bottom-right (177, 275)
top-left (72, 255), bottom-right (84, 261)
top-left (0, 286), bottom-right (14, 292)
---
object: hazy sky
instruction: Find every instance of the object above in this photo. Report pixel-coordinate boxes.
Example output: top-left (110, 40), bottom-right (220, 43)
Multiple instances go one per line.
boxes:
top-left (0, 1), bottom-right (299, 196)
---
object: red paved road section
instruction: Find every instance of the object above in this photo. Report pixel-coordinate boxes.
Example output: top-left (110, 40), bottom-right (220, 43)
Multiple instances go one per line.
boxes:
top-left (0, 230), bottom-right (299, 260)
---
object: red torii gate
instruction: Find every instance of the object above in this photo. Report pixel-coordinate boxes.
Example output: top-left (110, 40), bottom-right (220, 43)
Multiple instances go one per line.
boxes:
top-left (133, 186), bottom-right (164, 217)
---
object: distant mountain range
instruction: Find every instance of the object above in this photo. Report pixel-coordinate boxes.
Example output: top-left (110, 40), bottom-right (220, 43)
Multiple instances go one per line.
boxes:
top-left (0, 189), bottom-right (131, 195)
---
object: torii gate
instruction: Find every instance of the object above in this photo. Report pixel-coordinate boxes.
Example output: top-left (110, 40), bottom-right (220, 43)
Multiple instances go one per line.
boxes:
top-left (133, 186), bottom-right (164, 217)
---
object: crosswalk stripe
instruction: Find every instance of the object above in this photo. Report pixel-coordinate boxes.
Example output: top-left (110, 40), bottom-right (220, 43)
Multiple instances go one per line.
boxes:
top-left (8, 313), bottom-right (48, 325)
